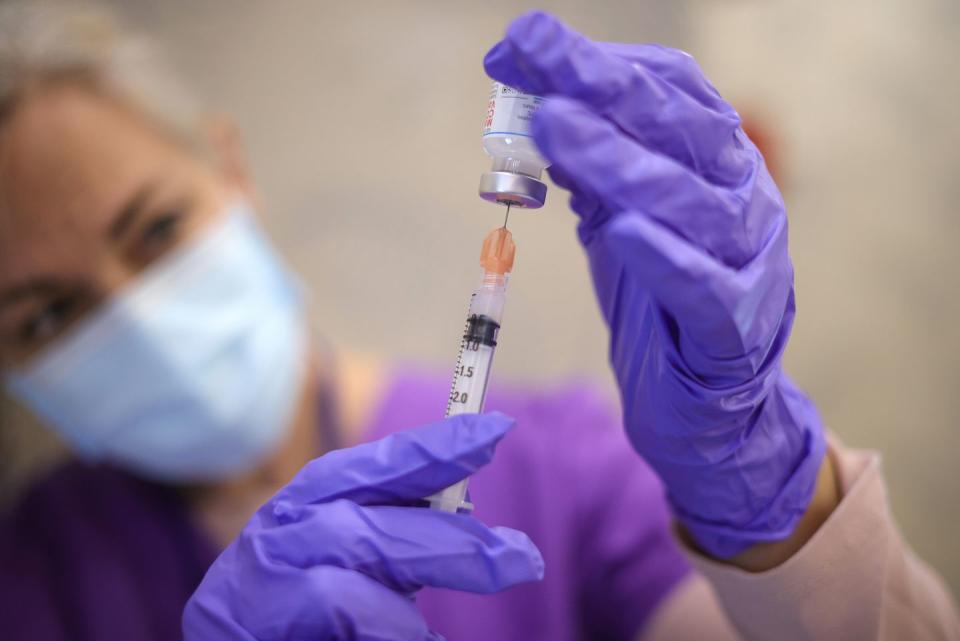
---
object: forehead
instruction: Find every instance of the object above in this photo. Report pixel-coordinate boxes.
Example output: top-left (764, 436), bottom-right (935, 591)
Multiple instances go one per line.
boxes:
top-left (0, 85), bottom-right (189, 278)
top-left (0, 85), bottom-right (180, 227)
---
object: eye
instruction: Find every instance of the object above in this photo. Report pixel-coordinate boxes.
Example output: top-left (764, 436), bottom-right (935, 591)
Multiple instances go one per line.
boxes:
top-left (138, 210), bottom-right (184, 261)
top-left (19, 296), bottom-right (78, 347)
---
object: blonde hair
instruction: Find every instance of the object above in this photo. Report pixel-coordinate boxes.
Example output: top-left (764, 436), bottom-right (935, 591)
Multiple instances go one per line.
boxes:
top-left (0, 0), bottom-right (206, 150)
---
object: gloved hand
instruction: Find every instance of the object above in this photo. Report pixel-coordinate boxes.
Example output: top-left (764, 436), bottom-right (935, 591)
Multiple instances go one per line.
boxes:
top-left (182, 412), bottom-right (543, 640)
top-left (485, 12), bottom-right (826, 558)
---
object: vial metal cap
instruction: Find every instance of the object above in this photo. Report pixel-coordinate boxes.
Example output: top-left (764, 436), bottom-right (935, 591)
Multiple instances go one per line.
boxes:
top-left (479, 171), bottom-right (547, 209)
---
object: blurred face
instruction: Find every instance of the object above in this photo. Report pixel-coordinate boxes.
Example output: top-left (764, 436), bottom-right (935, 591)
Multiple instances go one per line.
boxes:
top-left (0, 83), bottom-right (245, 368)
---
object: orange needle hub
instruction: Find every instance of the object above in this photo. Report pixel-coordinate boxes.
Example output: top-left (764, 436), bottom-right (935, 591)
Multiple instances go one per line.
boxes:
top-left (480, 226), bottom-right (516, 275)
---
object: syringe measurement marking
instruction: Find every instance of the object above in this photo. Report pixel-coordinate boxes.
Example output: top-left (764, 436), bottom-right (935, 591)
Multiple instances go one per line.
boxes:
top-left (445, 295), bottom-right (477, 417)
top-left (446, 314), bottom-right (500, 412)
top-left (446, 340), bottom-right (469, 412)
top-left (448, 351), bottom-right (481, 406)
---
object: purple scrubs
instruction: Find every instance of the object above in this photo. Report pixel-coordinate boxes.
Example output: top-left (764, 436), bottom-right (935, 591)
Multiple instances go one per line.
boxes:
top-left (0, 366), bottom-right (690, 640)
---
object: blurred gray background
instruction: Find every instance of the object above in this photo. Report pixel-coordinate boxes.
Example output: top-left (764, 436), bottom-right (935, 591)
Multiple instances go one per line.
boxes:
top-left (2, 0), bottom-right (958, 594)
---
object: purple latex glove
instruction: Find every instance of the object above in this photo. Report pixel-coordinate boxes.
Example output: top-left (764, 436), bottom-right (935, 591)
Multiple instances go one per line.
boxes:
top-left (182, 412), bottom-right (543, 640)
top-left (485, 12), bottom-right (826, 558)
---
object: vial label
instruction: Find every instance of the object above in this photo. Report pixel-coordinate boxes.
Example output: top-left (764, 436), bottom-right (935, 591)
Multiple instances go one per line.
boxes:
top-left (482, 82), bottom-right (544, 138)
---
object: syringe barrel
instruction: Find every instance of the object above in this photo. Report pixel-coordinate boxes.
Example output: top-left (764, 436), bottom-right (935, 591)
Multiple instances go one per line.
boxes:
top-left (427, 270), bottom-right (508, 513)
top-left (469, 272), bottom-right (508, 322)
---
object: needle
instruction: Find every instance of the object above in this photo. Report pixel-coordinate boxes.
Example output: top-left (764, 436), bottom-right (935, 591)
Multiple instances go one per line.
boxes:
top-left (503, 202), bottom-right (512, 229)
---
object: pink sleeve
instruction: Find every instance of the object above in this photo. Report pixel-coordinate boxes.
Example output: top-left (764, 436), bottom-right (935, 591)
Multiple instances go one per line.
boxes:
top-left (641, 439), bottom-right (960, 641)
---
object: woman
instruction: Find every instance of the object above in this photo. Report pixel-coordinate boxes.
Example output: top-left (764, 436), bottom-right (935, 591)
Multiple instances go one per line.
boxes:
top-left (0, 3), bottom-right (956, 640)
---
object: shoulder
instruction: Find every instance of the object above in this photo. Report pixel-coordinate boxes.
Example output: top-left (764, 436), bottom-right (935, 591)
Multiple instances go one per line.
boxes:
top-left (0, 463), bottom-right (127, 635)
top-left (2, 462), bottom-right (125, 537)
top-left (1, 462), bottom-right (210, 638)
top-left (0, 462), bottom-right (157, 571)
top-left (2, 460), bottom-right (204, 554)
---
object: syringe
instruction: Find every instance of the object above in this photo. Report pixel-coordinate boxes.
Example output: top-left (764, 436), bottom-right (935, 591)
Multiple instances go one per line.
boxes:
top-left (427, 209), bottom-right (516, 513)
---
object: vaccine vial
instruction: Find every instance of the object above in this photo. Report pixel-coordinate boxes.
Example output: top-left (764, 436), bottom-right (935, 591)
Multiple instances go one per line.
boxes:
top-left (478, 81), bottom-right (549, 209)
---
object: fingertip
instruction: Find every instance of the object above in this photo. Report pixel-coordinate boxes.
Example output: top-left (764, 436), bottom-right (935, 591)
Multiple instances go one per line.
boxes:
top-left (482, 43), bottom-right (540, 94)
top-left (452, 411), bottom-right (516, 445)
top-left (483, 410), bottom-right (517, 433)
top-left (423, 412), bottom-right (516, 473)
top-left (486, 11), bottom-right (563, 89)
top-left (504, 10), bottom-right (566, 53)
top-left (485, 11), bottom-right (578, 94)
top-left (491, 526), bottom-right (546, 582)
top-left (481, 40), bottom-right (509, 77)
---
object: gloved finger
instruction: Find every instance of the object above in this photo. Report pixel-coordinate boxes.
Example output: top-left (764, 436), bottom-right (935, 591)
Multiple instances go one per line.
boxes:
top-left (488, 36), bottom-right (725, 117)
top-left (544, 165), bottom-right (609, 240)
top-left (484, 35), bottom-right (727, 109)
top-left (484, 11), bottom-right (746, 183)
top-left (596, 42), bottom-right (727, 109)
top-left (260, 501), bottom-right (545, 594)
top-left (533, 96), bottom-right (754, 268)
top-left (601, 211), bottom-right (731, 325)
top-left (273, 412), bottom-right (515, 508)
top-left (184, 563), bottom-right (443, 641)
top-left (601, 211), bottom-right (794, 385)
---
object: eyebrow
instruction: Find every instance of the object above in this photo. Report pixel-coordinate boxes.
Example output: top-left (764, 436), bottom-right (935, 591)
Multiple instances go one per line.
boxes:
top-left (107, 181), bottom-right (157, 242)
top-left (0, 181), bottom-right (158, 313)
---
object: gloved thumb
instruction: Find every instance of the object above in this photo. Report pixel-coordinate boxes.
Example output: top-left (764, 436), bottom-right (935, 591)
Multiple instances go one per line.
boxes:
top-left (273, 412), bottom-right (517, 508)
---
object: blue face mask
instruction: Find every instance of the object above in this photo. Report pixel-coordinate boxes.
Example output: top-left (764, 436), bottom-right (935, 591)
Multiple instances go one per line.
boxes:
top-left (4, 202), bottom-right (309, 482)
